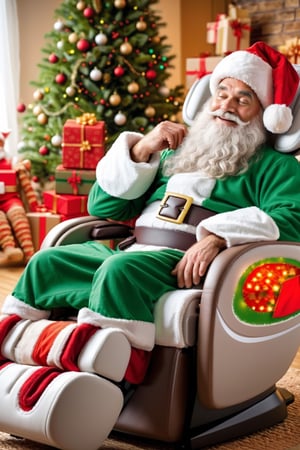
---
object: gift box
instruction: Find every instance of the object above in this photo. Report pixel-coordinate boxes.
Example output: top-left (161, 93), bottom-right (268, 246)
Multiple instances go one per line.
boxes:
top-left (0, 158), bottom-right (13, 170)
top-left (62, 114), bottom-right (105, 169)
top-left (43, 190), bottom-right (89, 216)
top-left (55, 165), bottom-right (96, 196)
top-left (27, 211), bottom-right (61, 251)
top-left (215, 4), bottom-right (251, 56)
top-left (215, 17), bottom-right (251, 55)
top-left (186, 56), bottom-right (223, 90)
top-left (206, 14), bottom-right (226, 44)
top-left (228, 3), bottom-right (249, 21)
top-left (278, 37), bottom-right (300, 64)
top-left (0, 170), bottom-right (17, 194)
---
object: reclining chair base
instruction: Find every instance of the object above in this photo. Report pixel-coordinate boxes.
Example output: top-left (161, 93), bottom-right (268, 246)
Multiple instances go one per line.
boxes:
top-left (114, 346), bottom-right (293, 449)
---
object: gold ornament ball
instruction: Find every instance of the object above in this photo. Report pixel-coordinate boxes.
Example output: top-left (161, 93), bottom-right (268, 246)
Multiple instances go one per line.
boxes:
top-left (136, 19), bottom-right (147, 31)
top-left (114, 0), bottom-right (126, 9)
top-left (68, 32), bottom-right (78, 44)
top-left (127, 81), bottom-right (139, 94)
top-left (66, 86), bottom-right (76, 97)
top-left (145, 106), bottom-right (156, 118)
top-left (37, 113), bottom-right (48, 125)
top-left (76, 1), bottom-right (85, 10)
top-left (33, 105), bottom-right (43, 116)
top-left (103, 73), bottom-right (111, 84)
top-left (109, 92), bottom-right (121, 106)
top-left (120, 42), bottom-right (133, 55)
top-left (33, 89), bottom-right (44, 101)
top-left (152, 36), bottom-right (161, 44)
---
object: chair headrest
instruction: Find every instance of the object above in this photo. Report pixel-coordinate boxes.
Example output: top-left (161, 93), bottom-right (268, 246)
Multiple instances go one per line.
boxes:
top-left (182, 67), bottom-right (300, 153)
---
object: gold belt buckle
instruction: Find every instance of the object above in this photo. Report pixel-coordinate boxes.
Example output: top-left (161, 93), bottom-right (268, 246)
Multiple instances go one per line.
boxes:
top-left (157, 192), bottom-right (194, 224)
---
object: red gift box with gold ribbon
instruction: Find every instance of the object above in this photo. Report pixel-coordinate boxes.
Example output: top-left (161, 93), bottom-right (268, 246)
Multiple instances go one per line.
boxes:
top-left (62, 114), bottom-right (105, 169)
top-left (43, 190), bottom-right (89, 216)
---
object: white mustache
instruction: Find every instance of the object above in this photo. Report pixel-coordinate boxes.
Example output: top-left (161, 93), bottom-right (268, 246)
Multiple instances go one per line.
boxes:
top-left (209, 109), bottom-right (250, 127)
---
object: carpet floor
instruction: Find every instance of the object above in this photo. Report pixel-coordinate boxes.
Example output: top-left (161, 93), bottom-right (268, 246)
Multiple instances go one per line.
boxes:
top-left (0, 367), bottom-right (298, 450)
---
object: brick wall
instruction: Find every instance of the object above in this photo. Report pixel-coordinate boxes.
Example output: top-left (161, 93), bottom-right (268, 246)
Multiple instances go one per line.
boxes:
top-left (237, 0), bottom-right (300, 48)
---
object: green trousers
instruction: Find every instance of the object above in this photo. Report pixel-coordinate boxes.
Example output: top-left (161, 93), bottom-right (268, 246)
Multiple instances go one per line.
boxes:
top-left (13, 241), bottom-right (183, 324)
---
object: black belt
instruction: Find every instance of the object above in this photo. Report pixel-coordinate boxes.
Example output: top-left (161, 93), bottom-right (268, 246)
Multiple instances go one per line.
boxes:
top-left (133, 195), bottom-right (217, 251)
top-left (134, 226), bottom-right (196, 251)
top-left (156, 193), bottom-right (216, 226)
top-left (122, 194), bottom-right (217, 251)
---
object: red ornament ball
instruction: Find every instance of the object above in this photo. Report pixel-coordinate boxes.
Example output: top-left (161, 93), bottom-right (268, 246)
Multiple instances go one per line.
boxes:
top-left (39, 145), bottom-right (49, 156)
top-left (83, 7), bottom-right (94, 17)
top-left (77, 39), bottom-right (90, 52)
top-left (55, 73), bottom-right (67, 84)
top-left (49, 53), bottom-right (59, 63)
top-left (114, 66), bottom-right (125, 77)
top-left (31, 175), bottom-right (39, 183)
top-left (145, 69), bottom-right (157, 80)
top-left (17, 103), bottom-right (26, 113)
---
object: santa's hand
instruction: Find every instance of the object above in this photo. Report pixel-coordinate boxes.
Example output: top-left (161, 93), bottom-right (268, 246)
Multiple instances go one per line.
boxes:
top-left (172, 234), bottom-right (226, 288)
top-left (130, 121), bottom-right (187, 163)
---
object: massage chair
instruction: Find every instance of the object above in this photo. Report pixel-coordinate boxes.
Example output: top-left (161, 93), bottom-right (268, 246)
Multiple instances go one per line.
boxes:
top-left (0, 73), bottom-right (300, 450)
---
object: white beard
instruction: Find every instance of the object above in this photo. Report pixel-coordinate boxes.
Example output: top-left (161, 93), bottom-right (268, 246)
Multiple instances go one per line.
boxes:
top-left (164, 100), bottom-right (267, 179)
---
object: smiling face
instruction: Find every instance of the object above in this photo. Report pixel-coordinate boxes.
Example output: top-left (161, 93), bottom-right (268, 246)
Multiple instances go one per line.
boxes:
top-left (210, 77), bottom-right (262, 126)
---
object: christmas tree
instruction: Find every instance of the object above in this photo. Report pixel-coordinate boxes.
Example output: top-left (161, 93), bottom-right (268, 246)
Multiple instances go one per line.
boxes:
top-left (17, 0), bottom-right (184, 185)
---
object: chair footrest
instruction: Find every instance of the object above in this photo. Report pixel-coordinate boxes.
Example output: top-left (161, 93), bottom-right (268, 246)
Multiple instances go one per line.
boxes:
top-left (0, 362), bottom-right (123, 450)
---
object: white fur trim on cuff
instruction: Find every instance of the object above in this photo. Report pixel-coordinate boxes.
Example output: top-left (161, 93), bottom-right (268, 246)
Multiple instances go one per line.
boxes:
top-left (96, 131), bottom-right (160, 200)
top-left (196, 206), bottom-right (279, 247)
top-left (1, 295), bottom-right (50, 320)
top-left (77, 307), bottom-right (155, 351)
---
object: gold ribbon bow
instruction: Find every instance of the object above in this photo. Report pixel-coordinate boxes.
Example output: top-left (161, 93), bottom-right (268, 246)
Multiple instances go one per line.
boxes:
top-left (80, 140), bottom-right (91, 152)
top-left (76, 113), bottom-right (97, 126)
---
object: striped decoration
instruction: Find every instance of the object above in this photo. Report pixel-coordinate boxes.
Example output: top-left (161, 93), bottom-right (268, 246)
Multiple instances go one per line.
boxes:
top-left (1, 315), bottom-right (98, 371)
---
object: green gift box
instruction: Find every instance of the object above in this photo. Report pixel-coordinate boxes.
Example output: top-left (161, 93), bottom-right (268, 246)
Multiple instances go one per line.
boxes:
top-left (55, 165), bottom-right (96, 196)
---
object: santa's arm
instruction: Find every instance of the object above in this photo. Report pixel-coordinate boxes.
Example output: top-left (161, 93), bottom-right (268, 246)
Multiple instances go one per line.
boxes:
top-left (96, 131), bottom-right (160, 200)
top-left (197, 206), bottom-right (279, 247)
top-left (197, 154), bottom-right (300, 246)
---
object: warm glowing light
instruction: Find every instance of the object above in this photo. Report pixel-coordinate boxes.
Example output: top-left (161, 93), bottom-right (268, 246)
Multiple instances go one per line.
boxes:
top-left (241, 262), bottom-right (300, 313)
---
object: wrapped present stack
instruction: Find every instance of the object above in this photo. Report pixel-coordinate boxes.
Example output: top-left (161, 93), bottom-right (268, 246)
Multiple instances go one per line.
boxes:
top-left (278, 37), bottom-right (300, 64)
top-left (29, 113), bottom-right (106, 251)
top-left (186, 53), bottom-right (223, 90)
top-left (209, 3), bottom-right (251, 56)
top-left (44, 113), bottom-right (105, 220)
top-left (185, 3), bottom-right (251, 91)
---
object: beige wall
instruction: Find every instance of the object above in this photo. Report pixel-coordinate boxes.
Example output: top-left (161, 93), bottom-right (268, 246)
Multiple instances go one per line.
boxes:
top-left (17, 0), bottom-right (61, 105)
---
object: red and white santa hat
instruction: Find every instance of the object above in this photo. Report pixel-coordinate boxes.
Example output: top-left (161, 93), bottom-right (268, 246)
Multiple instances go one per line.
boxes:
top-left (209, 41), bottom-right (300, 134)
